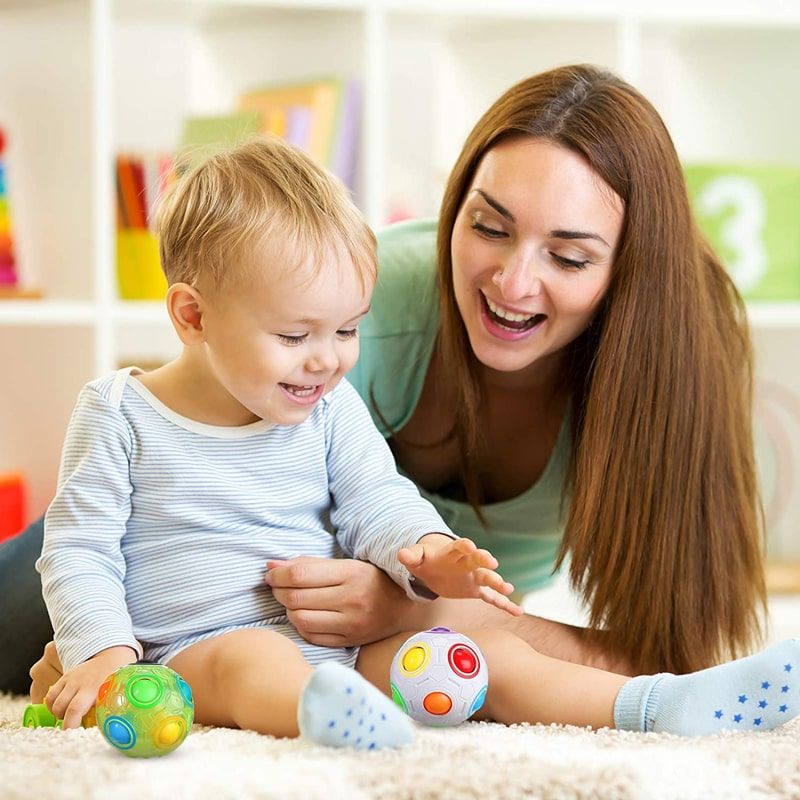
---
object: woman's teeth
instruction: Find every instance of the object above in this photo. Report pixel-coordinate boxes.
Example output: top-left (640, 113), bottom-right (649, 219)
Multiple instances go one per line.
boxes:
top-left (483, 293), bottom-right (545, 331)
top-left (484, 294), bottom-right (536, 324)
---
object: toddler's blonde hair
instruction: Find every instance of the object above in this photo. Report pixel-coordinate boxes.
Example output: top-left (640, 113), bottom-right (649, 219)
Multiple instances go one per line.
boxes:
top-left (155, 136), bottom-right (376, 291)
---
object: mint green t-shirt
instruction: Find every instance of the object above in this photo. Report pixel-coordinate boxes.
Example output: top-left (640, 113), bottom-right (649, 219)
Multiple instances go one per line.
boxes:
top-left (349, 218), bottom-right (568, 594)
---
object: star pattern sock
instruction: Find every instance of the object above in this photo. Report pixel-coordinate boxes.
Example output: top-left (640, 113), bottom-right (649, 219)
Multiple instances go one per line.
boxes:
top-left (614, 638), bottom-right (800, 736)
top-left (298, 662), bottom-right (414, 750)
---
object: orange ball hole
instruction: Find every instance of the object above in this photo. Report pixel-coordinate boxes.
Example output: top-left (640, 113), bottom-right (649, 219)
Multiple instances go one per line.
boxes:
top-left (423, 691), bottom-right (453, 716)
top-left (97, 679), bottom-right (112, 704)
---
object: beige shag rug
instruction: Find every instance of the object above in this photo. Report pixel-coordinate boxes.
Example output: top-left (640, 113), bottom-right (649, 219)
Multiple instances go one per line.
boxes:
top-left (2, 692), bottom-right (799, 800)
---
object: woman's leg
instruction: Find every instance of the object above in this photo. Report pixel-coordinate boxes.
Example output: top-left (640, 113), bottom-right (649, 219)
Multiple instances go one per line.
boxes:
top-left (406, 596), bottom-right (634, 675)
top-left (357, 628), bottom-right (627, 728)
top-left (0, 517), bottom-right (53, 694)
top-left (357, 629), bottom-right (800, 735)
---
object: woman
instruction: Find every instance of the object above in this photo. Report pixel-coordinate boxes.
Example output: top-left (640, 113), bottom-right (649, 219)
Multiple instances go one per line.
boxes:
top-left (5, 64), bottom-right (765, 697)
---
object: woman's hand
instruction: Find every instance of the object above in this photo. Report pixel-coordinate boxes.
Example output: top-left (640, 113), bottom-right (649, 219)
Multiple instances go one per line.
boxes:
top-left (29, 640), bottom-right (64, 704)
top-left (266, 557), bottom-right (413, 647)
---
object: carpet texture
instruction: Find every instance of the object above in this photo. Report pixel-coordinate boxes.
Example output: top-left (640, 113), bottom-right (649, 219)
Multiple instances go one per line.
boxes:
top-left (2, 691), bottom-right (799, 799)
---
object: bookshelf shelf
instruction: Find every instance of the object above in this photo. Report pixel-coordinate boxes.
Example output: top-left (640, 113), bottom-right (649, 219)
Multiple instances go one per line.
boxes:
top-left (0, 301), bottom-right (96, 326)
top-left (746, 303), bottom-right (800, 328)
top-left (112, 301), bottom-right (169, 325)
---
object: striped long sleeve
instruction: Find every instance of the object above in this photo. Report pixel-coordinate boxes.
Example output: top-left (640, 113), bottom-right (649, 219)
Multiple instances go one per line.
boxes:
top-left (326, 380), bottom-right (455, 597)
top-left (38, 385), bottom-right (142, 671)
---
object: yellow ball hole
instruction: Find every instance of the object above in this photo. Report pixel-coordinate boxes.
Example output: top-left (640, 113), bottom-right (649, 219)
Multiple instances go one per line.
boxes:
top-left (156, 719), bottom-right (185, 747)
top-left (401, 646), bottom-right (426, 673)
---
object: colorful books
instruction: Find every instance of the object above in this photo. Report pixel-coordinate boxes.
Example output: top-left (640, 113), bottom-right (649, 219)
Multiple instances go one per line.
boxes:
top-left (180, 77), bottom-right (362, 192)
top-left (115, 75), bottom-right (363, 298)
top-left (240, 77), bottom-right (362, 191)
top-left (115, 153), bottom-right (175, 299)
top-left (239, 79), bottom-right (340, 166)
top-left (0, 127), bottom-right (18, 289)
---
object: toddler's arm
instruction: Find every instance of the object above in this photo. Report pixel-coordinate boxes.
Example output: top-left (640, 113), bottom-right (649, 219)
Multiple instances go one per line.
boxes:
top-left (37, 381), bottom-right (142, 675)
top-left (398, 533), bottom-right (524, 616)
top-left (324, 381), bottom-right (457, 598)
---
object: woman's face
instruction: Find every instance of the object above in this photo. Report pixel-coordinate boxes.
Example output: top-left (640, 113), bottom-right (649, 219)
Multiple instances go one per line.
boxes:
top-left (450, 137), bottom-right (624, 380)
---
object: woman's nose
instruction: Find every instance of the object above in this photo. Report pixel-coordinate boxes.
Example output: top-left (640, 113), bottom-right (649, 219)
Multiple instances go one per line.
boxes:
top-left (492, 248), bottom-right (543, 301)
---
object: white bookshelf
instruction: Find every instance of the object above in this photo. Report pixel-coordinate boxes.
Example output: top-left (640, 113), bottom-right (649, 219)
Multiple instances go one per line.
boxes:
top-left (1, 0), bottom-right (800, 553)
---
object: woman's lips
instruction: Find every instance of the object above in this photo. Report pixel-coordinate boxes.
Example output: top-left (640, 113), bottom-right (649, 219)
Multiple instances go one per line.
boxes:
top-left (479, 291), bottom-right (547, 341)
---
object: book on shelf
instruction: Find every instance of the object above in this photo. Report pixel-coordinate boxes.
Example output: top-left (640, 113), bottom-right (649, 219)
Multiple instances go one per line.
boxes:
top-left (115, 153), bottom-right (175, 300)
top-left (179, 110), bottom-right (262, 167)
top-left (684, 163), bottom-right (800, 300)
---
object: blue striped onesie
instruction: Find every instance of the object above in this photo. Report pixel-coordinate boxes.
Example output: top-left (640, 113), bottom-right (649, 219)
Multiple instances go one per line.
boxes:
top-left (37, 368), bottom-right (454, 672)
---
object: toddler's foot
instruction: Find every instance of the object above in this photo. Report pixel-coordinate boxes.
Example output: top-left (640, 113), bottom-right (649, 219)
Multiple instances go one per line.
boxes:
top-left (298, 662), bottom-right (414, 750)
top-left (615, 639), bottom-right (800, 736)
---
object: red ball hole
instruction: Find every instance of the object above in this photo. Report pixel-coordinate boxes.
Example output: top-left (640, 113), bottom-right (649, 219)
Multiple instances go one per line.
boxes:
top-left (448, 644), bottom-right (479, 678)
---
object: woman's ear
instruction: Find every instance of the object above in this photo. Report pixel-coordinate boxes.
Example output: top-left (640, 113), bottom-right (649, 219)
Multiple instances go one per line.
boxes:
top-left (167, 283), bottom-right (205, 345)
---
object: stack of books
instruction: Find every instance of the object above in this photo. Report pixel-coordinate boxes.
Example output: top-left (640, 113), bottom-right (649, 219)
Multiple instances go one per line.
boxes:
top-left (0, 128), bottom-right (18, 293)
top-left (115, 154), bottom-right (175, 300)
top-left (183, 77), bottom-right (361, 192)
top-left (115, 76), bottom-right (361, 301)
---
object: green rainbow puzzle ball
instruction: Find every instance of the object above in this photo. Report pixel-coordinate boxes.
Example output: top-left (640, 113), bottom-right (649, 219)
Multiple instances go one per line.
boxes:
top-left (95, 663), bottom-right (194, 758)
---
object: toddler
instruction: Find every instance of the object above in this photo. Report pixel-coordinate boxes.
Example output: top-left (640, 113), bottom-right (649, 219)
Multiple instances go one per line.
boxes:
top-left (38, 137), bottom-right (800, 746)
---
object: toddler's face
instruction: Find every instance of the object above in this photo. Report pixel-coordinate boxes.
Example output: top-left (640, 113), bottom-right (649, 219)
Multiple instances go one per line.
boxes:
top-left (200, 244), bottom-right (373, 426)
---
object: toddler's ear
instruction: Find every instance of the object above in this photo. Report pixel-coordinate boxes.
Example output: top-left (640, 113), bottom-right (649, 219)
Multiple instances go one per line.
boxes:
top-left (167, 283), bottom-right (205, 345)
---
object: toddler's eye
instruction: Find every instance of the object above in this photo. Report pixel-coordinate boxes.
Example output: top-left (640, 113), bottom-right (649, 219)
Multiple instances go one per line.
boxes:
top-left (337, 328), bottom-right (359, 340)
top-left (277, 334), bottom-right (307, 345)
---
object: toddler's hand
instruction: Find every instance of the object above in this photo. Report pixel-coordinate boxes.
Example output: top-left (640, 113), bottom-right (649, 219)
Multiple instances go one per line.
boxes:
top-left (44, 645), bottom-right (137, 729)
top-left (398, 534), bottom-right (524, 616)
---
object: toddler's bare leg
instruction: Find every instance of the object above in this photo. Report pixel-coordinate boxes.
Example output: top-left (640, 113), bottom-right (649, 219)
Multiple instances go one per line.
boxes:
top-left (167, 628), bottom-right (312, 737)
top-left (356, 628), bottom-right (628, 729)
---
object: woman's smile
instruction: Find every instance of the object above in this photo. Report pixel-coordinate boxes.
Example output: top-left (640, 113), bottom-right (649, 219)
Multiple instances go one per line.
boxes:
top-left (479, 290), bottom-right (548, 341)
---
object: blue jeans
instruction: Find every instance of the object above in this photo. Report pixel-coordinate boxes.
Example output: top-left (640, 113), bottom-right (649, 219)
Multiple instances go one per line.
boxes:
top-left (0, 516), bottom-right (52, 694)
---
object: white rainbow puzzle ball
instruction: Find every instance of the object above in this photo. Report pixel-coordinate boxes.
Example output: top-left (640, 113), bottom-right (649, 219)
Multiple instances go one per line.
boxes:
top-left (389, 627), bottom-right (489, 726)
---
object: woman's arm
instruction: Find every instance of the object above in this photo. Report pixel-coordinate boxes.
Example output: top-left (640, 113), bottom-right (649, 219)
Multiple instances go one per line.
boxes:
top-left (267, 556), bottom-right (634, 674)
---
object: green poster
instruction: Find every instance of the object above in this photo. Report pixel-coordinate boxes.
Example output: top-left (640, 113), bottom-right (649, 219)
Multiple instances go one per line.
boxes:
top-left (684, 164), bottom-right (800, 300)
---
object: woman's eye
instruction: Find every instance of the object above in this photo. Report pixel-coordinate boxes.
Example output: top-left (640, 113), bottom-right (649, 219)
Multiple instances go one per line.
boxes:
top-left (551, 252), bottom-right (590, 270)
top-left (278, 334), bottom-right (307, 345)
top-left (471, 221), bottom-right (507, 239)
top-left (337, 328), bottom-right (359, 340)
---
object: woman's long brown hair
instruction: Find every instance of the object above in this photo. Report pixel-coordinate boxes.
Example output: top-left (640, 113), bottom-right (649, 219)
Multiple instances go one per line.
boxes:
top-left (436, 64), bottom-right (766, 674)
